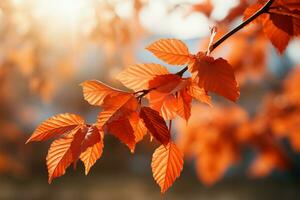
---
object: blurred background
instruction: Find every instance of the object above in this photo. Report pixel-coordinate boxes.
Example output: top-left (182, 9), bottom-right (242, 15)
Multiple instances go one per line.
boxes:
top-left (0, 0), bottom-right (300, 199)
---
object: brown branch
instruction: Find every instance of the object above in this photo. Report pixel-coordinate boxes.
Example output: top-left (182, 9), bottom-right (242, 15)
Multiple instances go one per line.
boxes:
top-left (174, 0), bottom-right (274, 75)
top-left (168, 120), bottom-right (172, 133)
top-left (135, 88), bottom-right (156, 103)
top-left (175, 65), bottom-right (189, 77)
top-left (209, 0), bottom-right (274, 53)
top-left (135, 0), bottom-right (275, 102)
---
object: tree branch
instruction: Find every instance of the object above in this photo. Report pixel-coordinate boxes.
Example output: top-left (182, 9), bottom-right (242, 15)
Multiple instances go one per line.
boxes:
top-left (209, 0), bottom-right (274, 53)
top-left (174, 0), bottom-right (274, 75)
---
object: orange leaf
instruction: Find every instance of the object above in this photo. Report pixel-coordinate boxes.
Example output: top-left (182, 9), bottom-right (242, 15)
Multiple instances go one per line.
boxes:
top-left (80, 126), bottom-right (104, 175)
top-left (263, 13), bottom-right (297, 54)
top-left (47, 128), bottom-right (85, 183)
top-left (187, 80), bottom-right (212, 106)
top-left (80, 80), bottom-right (123, 106)
top-left (106, 117), bottom-right (136, 152)
top-left (102, 93), bottom-right (138, 112)
top-left (96, 93), bottom-right (138, 151)
top-left (80, 141), bottom-right (103, 175)
top-left (148, 74), bottom-right (187, 119)
top-left (151, 142), bottom-right (184, 193)
top-left (116, 63), bottom-right (169, 92)
top-left (139, 107), bottom-right (170, 146)
top-left (189, 53), bottom-right (240, 102)
top-left (97, 110), bottom-right (137, 151)
top-left (159, 95), bottom-right (178, 120)
top-left (146, 39), bottom-right (191, 65)
top-left (176, 89), bottom-right (192, 122)
top-left (280, 0), bottom-right (300, 10)
top-left (26, 113), bottom-right (84, 143)
top-left (244, 1), bottom-right (300, 53)
top-left (97, 93), bottom-right (139, 127)
top-left (129, 112), bottom-right (148, 143)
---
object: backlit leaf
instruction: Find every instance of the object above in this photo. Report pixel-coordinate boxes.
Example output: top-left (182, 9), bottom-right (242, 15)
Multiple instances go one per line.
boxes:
top-left (176, 89), bottom-right (192, 122)
top-left (139, 107), bottom-right (170, 146)
top-left (187, 80), bottom-right (212, 106)
top-left (106, 117), bottom-right (136, 152)
top-left (47, 128), bottom-right (85, 183)
top-left (26, 113), bottom-right (84, 143)
top-left (80, 80), bottom-right (123, 106)
top-left (151, 142), bottom-right (184, 193)
top-left (97, 93), bottom-right (139, 151)
top-left (129, 112), bottom-right (148, 142)
top-left (244, 0), bottom-right (300, 53)
top-left (80, 126), bottom-right (104, 175)
top-left (148, 74), bottom-right (186, 119)
top-left (146, 39), bottom-right (191, 65)
top-left (189, 53), bottom-right (240, 102)
top-left (116, 63), bottom-right (169, 92)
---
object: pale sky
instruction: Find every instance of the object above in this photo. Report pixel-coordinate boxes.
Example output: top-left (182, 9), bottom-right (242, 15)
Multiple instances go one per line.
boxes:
top-left (140, 0), bottom-right (239, 39)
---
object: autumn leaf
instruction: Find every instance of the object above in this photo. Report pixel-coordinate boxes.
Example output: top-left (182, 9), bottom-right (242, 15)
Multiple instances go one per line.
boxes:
top-left (139, 107), bottom-right (170, 146)
top-left (281, 0), bottom-right (300, 11)
top-left (80, 141), bottom-right (103, 175)
top-left (129, 112), bottom-right (148, 142)
top-left (80, 80), bottom-right (123, 106)
top-left (116, 63), bottom-right (169, 92)
top-left (107, 117), bottom-right (136, 152)
top-left (176, 89), bottom-right (192, 122)
top-left (146, 39), bottom-right (192, 65)
top-left (80, 126), bottom-right (104, 175)
top-left (148, 74), bottom-right (187, 119)
top-left (159, 95), bottom-right (179, 121)
top-left (244, 0), bottom-right (300, 53)
top-left (102, 92), bottom-right (138, 112)
top-left (151, 142), bottom-right (184, 193)
top-left (27, 111), bottom-right (105, 182)
top-left (187, 79), bottom-right (212, 106)
top-left (189, 52), bottom-right (240, 102)
top-left (47, 128), bottom-right (85, 183)
top-left (97, 93), bottom-right (139, 151)
top-left (26, 113), bottom-right (84, 143)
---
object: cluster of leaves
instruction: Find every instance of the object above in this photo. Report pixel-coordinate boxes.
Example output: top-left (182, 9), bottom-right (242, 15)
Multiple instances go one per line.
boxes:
top-left (26, 37), bottom-right (240, 192)
top-left (176, 104), bottom-right (289, 185)
top-left (244, 0), bottom-right (300, 53)
top-left (176, 66), bottom-right (300, 185)
top-left (26, 0), bottom-right (300, 193)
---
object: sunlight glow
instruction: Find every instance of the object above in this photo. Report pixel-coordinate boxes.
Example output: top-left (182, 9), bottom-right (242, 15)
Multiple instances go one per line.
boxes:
top-left (140, 0), bottom-right (239, 39)
top-left (10, 0), bottom-right (96, 40)
top-left (32, 0), bottom-right (94, 34)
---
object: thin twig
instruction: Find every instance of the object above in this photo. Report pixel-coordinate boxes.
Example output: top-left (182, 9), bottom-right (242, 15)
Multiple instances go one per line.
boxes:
top-left (175, 65), bottom-right (189, 77)
top-left (174, 0), bottom-right (274, 75)
top-left (209, 0), bottom-right (274, 53)
top-left (135, 0), bottom-right (275, 103)
top-left (168, 120), bottom-right (172, 133)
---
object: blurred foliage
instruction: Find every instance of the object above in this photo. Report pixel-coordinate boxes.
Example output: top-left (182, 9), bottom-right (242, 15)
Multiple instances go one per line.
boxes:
top-left (0, 0), bottom-right (300, 198)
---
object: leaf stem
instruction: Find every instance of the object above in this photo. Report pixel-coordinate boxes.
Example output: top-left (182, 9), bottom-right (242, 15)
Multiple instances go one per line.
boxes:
top-left (168, 120), bottom-right (172, 133)
top-left (175, 65), bottom-right (189, 77)
top-left (135, 88), bottom-right (156, 103)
